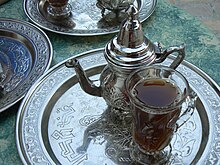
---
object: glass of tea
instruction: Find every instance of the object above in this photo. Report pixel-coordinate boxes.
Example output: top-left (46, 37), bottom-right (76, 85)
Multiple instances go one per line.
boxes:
top-left (125, 65), bottom-right (197, 164)
top-left (47, 0), bottom-right (72, 19)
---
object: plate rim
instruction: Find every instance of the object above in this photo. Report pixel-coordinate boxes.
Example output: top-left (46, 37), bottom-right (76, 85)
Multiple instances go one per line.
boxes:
top-left (0, 17), bottom-right (53, 112)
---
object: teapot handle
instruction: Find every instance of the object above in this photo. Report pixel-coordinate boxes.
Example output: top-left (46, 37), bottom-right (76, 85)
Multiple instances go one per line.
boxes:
top-left (154, 43), bottom-right (185, 69)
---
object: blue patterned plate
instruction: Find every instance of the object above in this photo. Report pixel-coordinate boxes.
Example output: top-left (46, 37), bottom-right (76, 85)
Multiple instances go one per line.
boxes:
top-left (0, 18), bottom-right (53, 112)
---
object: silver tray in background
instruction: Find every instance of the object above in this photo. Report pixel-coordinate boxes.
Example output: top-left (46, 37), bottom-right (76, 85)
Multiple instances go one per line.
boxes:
top-left (16, 48), bottom-right (220, 164)
top-left (0, 18), bottom-right (52, 112)
top-left (23, 0), bottom-right (157, 36)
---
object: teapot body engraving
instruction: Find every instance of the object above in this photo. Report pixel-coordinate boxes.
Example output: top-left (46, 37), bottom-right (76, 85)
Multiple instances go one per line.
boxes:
top-left (100, 65), bottom-right (129, 110)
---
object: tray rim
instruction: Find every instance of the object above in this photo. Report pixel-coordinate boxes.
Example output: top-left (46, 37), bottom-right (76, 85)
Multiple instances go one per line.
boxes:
top-left (16, 48), bottom-right (220, 164)
top-left (0, 17), bottom-right (53, 112)
top-left (23, 0), bottom-right (157, 36)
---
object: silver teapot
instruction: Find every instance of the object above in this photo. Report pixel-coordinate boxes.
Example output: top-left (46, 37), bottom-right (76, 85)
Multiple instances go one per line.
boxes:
top-left (65, 5), bottom-right (185, 116)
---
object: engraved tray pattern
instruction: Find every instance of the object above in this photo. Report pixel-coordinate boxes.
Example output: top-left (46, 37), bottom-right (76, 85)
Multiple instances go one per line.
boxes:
top-left (23, 0), bottom-right (157, 36)
top-left (16, 49), bottom-right (220, 164)
top-left (0, 18), bottom-right (52, 112)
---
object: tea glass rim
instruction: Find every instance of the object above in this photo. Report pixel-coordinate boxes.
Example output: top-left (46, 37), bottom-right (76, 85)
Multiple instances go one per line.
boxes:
top-left (125, 65), bottom-right (191, 114)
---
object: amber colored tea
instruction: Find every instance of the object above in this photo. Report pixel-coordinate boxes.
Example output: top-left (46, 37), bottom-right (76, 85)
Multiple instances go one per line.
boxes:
top-left (131, 79), bottom-right (182, 152)
top-left (134, 79), bottom-right (180, 107)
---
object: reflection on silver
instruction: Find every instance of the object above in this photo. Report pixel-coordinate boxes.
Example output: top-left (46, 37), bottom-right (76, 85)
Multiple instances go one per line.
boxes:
top-left (16, 49), bottom-right (220, 164)
top-left (0, 18), bottom-right (53, 112)
top-left (23, 0), bottom-right (157, 36)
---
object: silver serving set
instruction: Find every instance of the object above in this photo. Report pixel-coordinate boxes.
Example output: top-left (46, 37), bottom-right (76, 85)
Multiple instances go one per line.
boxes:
top-left (0, 0), bottom-right (220, 164)
top-left (65, 4), bottom-right (186, 122)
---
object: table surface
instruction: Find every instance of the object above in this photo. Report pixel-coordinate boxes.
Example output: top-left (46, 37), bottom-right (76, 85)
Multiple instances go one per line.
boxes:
top-left (0, 0), bottom-right (220, 164)
top-left (168, 0), bottom-right (220, 41)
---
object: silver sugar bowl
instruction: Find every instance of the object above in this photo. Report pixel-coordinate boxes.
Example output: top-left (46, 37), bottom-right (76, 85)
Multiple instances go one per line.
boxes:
top-left (96, 0), bottom-right (134, 16)
top-left (65, 5), bottom-right (185, 119)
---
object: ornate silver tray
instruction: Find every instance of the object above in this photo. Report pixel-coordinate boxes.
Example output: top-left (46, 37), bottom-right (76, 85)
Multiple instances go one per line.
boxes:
top-left (23, 0), bottom-right (157, 36)
top-left (0, 18), bottom-right (52, 112)
top-left (16, 48), bottom-right (220, 164)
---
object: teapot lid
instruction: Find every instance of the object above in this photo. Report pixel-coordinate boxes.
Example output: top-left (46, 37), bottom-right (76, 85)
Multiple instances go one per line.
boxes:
top-left (105, 5), bottom-right (156, 69)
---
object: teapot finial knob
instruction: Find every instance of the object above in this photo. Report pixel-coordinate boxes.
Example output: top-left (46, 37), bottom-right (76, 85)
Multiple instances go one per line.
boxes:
top-left (127, 4), bottom-right (139, 20)
top-left (117, 4), bottom-right (144, 48)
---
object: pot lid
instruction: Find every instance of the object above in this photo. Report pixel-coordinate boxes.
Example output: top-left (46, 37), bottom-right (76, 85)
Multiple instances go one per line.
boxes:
top-left (105, 5), bottom-right (156, 68)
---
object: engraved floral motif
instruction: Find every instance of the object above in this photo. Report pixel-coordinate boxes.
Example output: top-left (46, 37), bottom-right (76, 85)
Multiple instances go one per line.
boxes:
top-left (205, 151), bottom-right (219, 165)
top-left (22, 67), bottom-right (73, 164)
top-left (172, 120), bottom-right (197, 160)
top-left (56, 103), bottom-right (76, 127)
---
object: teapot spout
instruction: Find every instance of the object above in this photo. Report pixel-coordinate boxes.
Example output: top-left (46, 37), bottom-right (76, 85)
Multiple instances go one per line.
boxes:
top-left (65, 58), bottom-right (102, 97)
